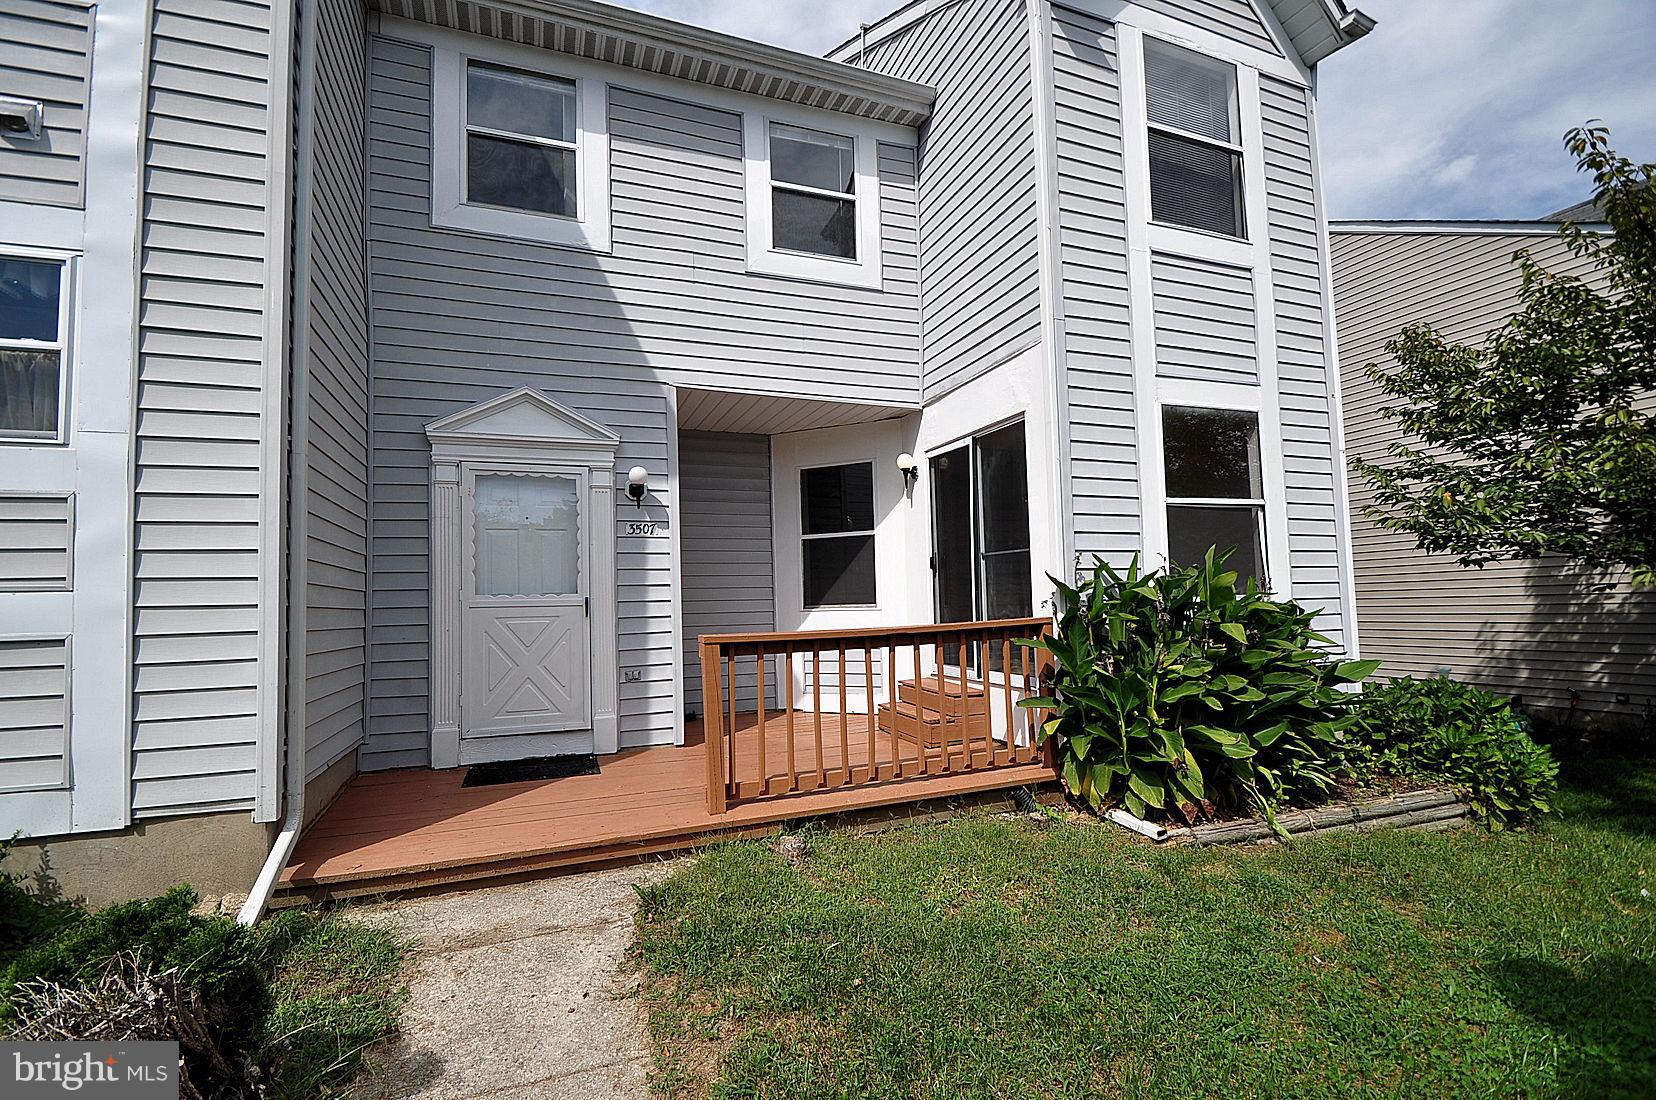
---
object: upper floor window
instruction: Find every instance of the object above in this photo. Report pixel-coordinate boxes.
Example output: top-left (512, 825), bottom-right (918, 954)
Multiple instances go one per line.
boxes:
top-left (744, 114), bottom-right (883, 289)
top-left (430, 44), bottom-right (610, 250)
top-left (465, 62), bottom-right (578, 219)
top-left (0, 255), bottom-right (70, 444)
top-left (769, 124), bottom-right (857, 260)
top-left (1144, 37), bottom-right (1246, 240)
top-left (1162, 405), bottom-right (1267, 587)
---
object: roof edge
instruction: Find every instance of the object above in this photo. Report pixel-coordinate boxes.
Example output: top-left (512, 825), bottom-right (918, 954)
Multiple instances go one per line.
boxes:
top-left (1331, 219), bottom-right (1613, 236)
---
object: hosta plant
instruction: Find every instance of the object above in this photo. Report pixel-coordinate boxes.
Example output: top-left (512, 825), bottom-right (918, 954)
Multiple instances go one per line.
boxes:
top-left (1019, 552), bottom-right (1378, 828)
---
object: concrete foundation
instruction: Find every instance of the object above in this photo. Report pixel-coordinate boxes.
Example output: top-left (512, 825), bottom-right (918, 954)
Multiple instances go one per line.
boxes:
top-left (3, 812), bottom-right (275, 910)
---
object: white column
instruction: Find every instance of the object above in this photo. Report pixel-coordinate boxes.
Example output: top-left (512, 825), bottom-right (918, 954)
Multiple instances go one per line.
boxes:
top-left (429, 459), bottom-right (462, 768)
top-left (588, 465), bottom-right (619, 754)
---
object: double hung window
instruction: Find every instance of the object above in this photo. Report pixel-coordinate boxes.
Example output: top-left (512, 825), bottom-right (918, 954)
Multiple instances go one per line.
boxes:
top-left (1144, 37), bottom-right (1246, 239)
top-left (801, 463), bottom-right (877, 608)
top-left (1162, 406), bottom-right (1268, 586)
top-left (464, 62), bottom-right (579, 219)
top-left (0, 256), bottom-right (69, 443)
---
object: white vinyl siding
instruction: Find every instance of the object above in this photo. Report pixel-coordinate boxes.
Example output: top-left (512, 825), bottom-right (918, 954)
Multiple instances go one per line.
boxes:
top-left (1259, 74), bottom-right (1345, 647)
top-left (0, 637), bottom-right (69, 794)
top-left (1151, 252), bottom-right (1258, 384)
top-left (1136, 0), bottom-right (1282, 56)
top-left (361, 36), bottom-right (920, 769)
top-left (304, 0), bottom-right (372, 783)
top-left (847, 0), bottom-right (1044, 399)
top-left (1334, 228), bottom-right (1656, 715)
top-left (0, 0), bottom-right (93, 207)
top-left (1051, 8), bottom-right (1141, 567)
top-left (131, 0), bottom-right (279, 817)
top-left (0, 494), bottom-right (71, 590)
top-left (680, 431), bottom-right (774, 716)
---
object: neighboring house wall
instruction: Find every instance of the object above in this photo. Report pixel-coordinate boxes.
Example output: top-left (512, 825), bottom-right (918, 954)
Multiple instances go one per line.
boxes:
top-left (837, 0), bottom-right (1044, 400)
top-left (359, 28), bottom-right (923, 770)
top-left (679, 430), bottom-right (774, 716)
top-left (301, 0), bottom-right (372, 786)
top-left (132, 0), bottom-right (286, 817)
top-left (1333, 228), bottom-right (1656, 722)
top-left (0, 0), bottom-right (93, 208)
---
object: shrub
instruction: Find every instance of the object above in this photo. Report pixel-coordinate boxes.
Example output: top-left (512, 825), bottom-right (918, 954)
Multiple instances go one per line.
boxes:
top-left (1021, 552), bottom-right (1377, 827)
top-left (2, 886), bottom-right (270, 1096)
top-left (0, 838), bottom-right (82, 968)
top-left (1350, 676), bottom-right (1559, 828)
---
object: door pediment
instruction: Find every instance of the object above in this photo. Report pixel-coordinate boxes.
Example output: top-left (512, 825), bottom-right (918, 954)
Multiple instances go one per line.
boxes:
top-left (426, 387), bottom-right (621, 458)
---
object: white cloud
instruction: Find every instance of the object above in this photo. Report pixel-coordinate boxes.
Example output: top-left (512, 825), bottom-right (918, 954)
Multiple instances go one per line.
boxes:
top-left (608, 0), bottom-right (1656, 220)
top-left (1316, 0), bottom-right (1656, 218)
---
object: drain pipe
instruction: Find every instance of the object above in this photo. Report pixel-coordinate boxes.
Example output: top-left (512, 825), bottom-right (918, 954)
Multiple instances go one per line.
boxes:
top-left (239, 0), bottom-right (318, 926)
top-left (1107, 808), bottom-right (1169, 843)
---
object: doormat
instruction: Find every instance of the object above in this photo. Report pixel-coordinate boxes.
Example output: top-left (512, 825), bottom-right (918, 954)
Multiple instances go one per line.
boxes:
top-left (462, 753), bottom-right (601, 788)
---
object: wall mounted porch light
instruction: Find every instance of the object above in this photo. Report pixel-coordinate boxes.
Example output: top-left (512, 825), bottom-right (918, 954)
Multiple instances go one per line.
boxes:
top-left (626, 465), bottom-right (649, 507)
top-left (896, 452), bottom-right (919, 490)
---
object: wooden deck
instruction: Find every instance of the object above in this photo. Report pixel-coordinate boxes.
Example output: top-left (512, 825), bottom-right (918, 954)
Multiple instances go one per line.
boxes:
top-left (278, 712), bottom-right (1053, 901)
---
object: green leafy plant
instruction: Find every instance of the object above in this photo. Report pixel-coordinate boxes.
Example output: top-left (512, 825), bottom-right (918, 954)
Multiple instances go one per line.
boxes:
top-left (1349, 677), bottom-right (1558, 828)
top-left (1019, 552), bottom-right (1378, 828)
top-left (0, 836), bottom-right (82, 969)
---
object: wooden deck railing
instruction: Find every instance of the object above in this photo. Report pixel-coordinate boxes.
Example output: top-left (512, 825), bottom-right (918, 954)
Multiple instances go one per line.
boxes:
top-left (698, 618), bottom-right (1054, 814)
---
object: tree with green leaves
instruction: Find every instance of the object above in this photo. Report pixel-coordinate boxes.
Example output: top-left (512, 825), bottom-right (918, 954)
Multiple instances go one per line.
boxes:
top-left (1352, 125), bottom-right (1655, 586)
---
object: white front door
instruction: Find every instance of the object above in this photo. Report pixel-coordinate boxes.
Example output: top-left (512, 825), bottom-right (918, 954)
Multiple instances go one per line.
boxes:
top-left (460, 467), bottom-right (592, 756)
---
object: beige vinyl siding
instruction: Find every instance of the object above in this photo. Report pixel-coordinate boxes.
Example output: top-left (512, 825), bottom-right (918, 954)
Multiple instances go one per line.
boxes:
top-left (1259, 75), bottom-right (1346, 648)
top-left (361, 36), bottom-right (921, 769)
top-left (1151, 252), bottom-right (1259, 385)
top-left (680, 431), bottom-right (774, 716)
top-left (0, 0), bottom-right (93, 207)
top-left (1051, 7), bottom-right (1141, 566)
top-left (131, 0), bottom-right (278, 817)
top-left (1333, 229), bottom-right (1656, 716)
top-left (0, 638), bottom-right (69, 793)
top-left (845, 0), bottom-right (1044, 399)
top-left (303, 0), bottom-right (371, 783)
top-left (1136, 0), bottom-right (1281, 56)
top-left (0, 494), bottom-right (72, 590)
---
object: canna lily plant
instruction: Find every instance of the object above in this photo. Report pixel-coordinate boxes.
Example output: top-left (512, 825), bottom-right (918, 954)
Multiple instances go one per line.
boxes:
top-left (1018, 550), bottom-right (1379, 829)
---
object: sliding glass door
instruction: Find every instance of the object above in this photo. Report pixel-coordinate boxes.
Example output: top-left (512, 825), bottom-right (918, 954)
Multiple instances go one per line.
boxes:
top-left (930, 420), bottom-right (1032, 670)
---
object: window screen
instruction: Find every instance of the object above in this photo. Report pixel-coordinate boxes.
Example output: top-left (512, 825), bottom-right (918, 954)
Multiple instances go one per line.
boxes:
top-left (769, 124), bottom-right (857, 260)
top-left (465, 62), bottom-right (578, 218)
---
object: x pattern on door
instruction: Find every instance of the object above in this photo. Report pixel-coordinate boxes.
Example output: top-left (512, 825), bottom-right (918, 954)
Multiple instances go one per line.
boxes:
top-left (479, 612), bottom-right (583, 731)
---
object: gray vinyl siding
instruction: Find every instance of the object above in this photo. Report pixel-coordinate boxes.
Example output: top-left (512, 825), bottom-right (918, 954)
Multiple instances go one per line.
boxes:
top-left (1136, 0), bottom-right (1281, 56)
top-left (1051, 8), bottom-right (1140, 567)
top-left (361, 36), bottom-right (920, 769)
top-left (0, 494), bottom-right (72, 590)
top-left (1258, 75), bottom-right (1345, 649)
top-left (0, 638), bottom-right (69, 794)
top-left (303, 0), bottom-right (371, 783)
top-left (1333, 229), bottom-right (1656, 715)
top-left (0, 0), bottom-right (93, 207)
top-left (131, 0), bottom-right (277, 817)
top-left (679, 431), bottom-right (774, 716)
top-left (1151, 252), bottom-right (1258, 385)
top-left (849, 0), bottom-right (1043, 399)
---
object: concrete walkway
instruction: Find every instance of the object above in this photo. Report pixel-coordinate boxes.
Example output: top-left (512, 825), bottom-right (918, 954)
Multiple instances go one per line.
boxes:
top-left (355, 861), bottom-right (676, 1100)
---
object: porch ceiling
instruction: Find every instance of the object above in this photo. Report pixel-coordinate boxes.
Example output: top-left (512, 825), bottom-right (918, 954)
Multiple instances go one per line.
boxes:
top-left (676, 387), bottom-right (915, 436)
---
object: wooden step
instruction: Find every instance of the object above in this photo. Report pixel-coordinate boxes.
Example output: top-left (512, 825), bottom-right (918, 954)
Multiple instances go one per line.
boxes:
top-left (898, 675), bottom-right (990, 717)
top-left (878, 700), bottom-right (995, 749)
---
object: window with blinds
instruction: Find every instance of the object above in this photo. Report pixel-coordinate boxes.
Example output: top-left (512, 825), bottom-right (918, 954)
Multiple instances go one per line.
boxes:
top-left (1143, 38), bottom-right (1246, 239)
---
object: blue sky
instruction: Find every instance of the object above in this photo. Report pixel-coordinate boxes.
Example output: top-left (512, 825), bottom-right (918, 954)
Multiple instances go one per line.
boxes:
top-left (619, 0), bottom-right (1656, 220)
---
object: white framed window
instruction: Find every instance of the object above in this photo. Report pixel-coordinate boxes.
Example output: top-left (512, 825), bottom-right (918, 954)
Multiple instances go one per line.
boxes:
top-left (1143, 36), bottom-right (1246, 240)
top-left (0, 252), bottom-right (72, 444)
top-left (1161, 404), bottom-right (1268, 586)
top-left (430, 46), bottom-right (610, 250)
top-left (800, 462), bottom-right (877, 608)
top-left (744, 113), bottom-right (883, 289)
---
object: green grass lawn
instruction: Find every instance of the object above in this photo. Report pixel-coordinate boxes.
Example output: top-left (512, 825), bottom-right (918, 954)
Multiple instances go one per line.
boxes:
top-left (634, 747), bottom-right (1655, 1099)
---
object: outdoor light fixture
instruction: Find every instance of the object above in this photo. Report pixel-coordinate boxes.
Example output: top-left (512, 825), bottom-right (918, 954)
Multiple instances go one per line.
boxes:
top-left (626, 465), bottom-right (649, 507)
top-left (896, 452), bottom-right (918, 488)
top-left (0, 98), bottom-right (43, 141)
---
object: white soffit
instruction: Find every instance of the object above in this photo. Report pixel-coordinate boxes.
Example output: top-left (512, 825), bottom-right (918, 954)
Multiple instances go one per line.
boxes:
top-left (675, 387), bottom-right (915, 436)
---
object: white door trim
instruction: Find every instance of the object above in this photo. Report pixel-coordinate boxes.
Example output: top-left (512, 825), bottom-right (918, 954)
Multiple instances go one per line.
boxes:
top-left (426, 388), bottom-right (622, 766)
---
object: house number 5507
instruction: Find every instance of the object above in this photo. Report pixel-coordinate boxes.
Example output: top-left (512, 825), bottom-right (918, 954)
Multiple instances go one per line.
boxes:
top-left (625, 521), bottom-right (658, 536)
